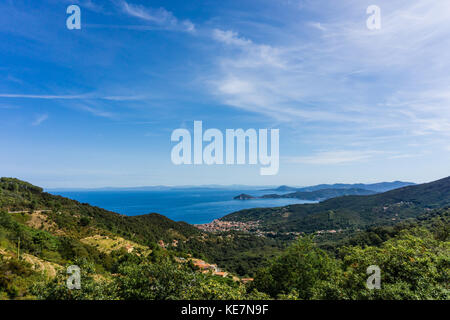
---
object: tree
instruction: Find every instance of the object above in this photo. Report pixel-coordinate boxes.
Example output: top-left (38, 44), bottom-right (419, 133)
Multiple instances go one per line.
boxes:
top-left (79, 217), bottom-right (90, 227)
top-left (252, 236), bottom-right (342, 299)
top-left (339, 228), bottom-right (449, 300)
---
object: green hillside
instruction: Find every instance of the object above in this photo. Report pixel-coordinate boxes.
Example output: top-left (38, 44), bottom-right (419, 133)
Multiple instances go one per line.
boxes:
top-left (0, 177), bottom-right (276, 300)
top-left (222, 176), bottom-right (450, 233)
top-left (250, 207), bottom-right (449, 300)
top-left (0, 178), bottom-right (282, 285)
top-left (0, 177), bottom-right (201, 245)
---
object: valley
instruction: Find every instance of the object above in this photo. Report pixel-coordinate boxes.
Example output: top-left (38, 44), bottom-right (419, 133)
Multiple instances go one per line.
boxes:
top-left (0, 176), bottom-right (448, 300)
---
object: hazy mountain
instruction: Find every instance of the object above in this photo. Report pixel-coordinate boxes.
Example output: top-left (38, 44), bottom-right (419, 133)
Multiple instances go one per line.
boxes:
top-left (263, 181), bottom-right (415, 193)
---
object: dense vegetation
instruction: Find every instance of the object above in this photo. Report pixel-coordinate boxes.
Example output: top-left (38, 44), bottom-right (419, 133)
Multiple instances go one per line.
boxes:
top-left (0, 177), bottom-right (448, 300)
top-left (175, 233), bottom-right (286, 277)
top-left (251, 207), bottom-right (449, 299)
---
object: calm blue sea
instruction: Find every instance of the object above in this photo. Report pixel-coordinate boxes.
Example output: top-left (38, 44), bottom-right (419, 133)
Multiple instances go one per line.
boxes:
top-left (48, 189), bottom-right (315, 224)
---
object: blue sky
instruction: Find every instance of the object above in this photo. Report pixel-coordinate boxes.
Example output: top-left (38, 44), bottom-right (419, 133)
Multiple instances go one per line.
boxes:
top-left (1, 0), bottom-right (449, 188)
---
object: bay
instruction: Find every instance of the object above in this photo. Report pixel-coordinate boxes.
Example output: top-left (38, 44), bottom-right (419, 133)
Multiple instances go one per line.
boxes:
top-left (48, 188), bottom-right (316, 224)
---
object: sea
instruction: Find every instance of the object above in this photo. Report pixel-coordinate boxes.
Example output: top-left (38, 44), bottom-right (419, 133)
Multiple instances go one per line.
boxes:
top-left (48, 188), bottom-right (315, 224)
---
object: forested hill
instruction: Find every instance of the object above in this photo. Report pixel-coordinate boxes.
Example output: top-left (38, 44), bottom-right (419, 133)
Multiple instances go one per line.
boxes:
top-left (235, 188), bottom-right (377, 201)
top-left (222, 176), bottom-right (450, 233)
top-left (0, 177), bottom-right (200, 245)
top-left (0, 177), bottom-right (285, 299)
top-left (274, 188), bottom-right (376, 199)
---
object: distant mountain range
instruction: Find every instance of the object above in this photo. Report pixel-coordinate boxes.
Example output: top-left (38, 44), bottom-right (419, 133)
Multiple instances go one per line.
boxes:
top-left (225, 176), bottom-right (450, 233)
top-left (46, 184), bottom-right (276, 192)
top-left (235, 181), bottom-right (415, 202)
top-left (234, 188), bottom-right (377, 201)
top-left (263, 181), bottom-right (415, 193)
top-left (47, 181), bottom-right (415, 194)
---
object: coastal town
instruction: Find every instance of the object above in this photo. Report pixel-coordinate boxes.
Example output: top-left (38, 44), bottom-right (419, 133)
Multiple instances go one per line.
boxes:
top-left (195, 219), bottom-right (261, 233)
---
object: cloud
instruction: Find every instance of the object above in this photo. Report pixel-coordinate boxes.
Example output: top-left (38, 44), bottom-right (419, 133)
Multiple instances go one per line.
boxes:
top-left (118, 1), bottom-right (195, 32)
top-left (387, 153), bottom-right (424, 160)
top-left (77, 105), bottom-right (115, 119)
top-left (207, 0), bottom-right (450, 147)
top-left (64, 0), bottom-right (104, 12)
top-left (308, 22), bottom-right (326, 31)
top-left (6, 75), bottom-right (23, 84)
top-left (0, 93), bottom-right (88, 99)
top-left (212, 28), bottom-right (284, 68)
top-left (0, 92), bottom-right (145, 120)
top-left (182, 20), bottom-right (195, 32)
top-left (0, 93), bottom-right (130, 120)
top-left (121, 1), bottom-right (167, 22)
top-left (102, 95), bottom-right (147, 101)
top-left (32, 114), bottom-right (48, 126)
top-left (0, 93), bottom-right (146, 101)
top-left (212, 29), bottom-right (252, 47)
top-left (286, 150), bottom-right (381, 165)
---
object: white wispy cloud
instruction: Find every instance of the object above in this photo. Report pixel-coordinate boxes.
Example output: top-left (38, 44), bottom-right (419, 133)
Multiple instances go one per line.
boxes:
top-left (0, 93), bottom-right (88, 99)
top-left (121, 1), bottom-right (167, 22)
top-left (0, 93), bottom-right (146, 101)
top-left (285, 150), bottom-right (382, 165)
top-left (212, 29), bottom-right (252, 47)
top-left (387, 153), bottom-right (425, 160)
top-left (212, 28), bottom-right (284, 68)
top-left (207, 0), bottom-right (450, 144)
top-left (64, 0), bottom-right (104, 12)
top-left (102, 95), bottom-right (148, 101)
top-left (308, 22), bottom-right (326, 31)
top-left (119, 1), bottom-right (195, 32)
top-left (32, 114), bottom-right (48, 126)
top-left (6, 75), bottom-right (23, 84)
top-left (77, 105), bottom-right (115, 119)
